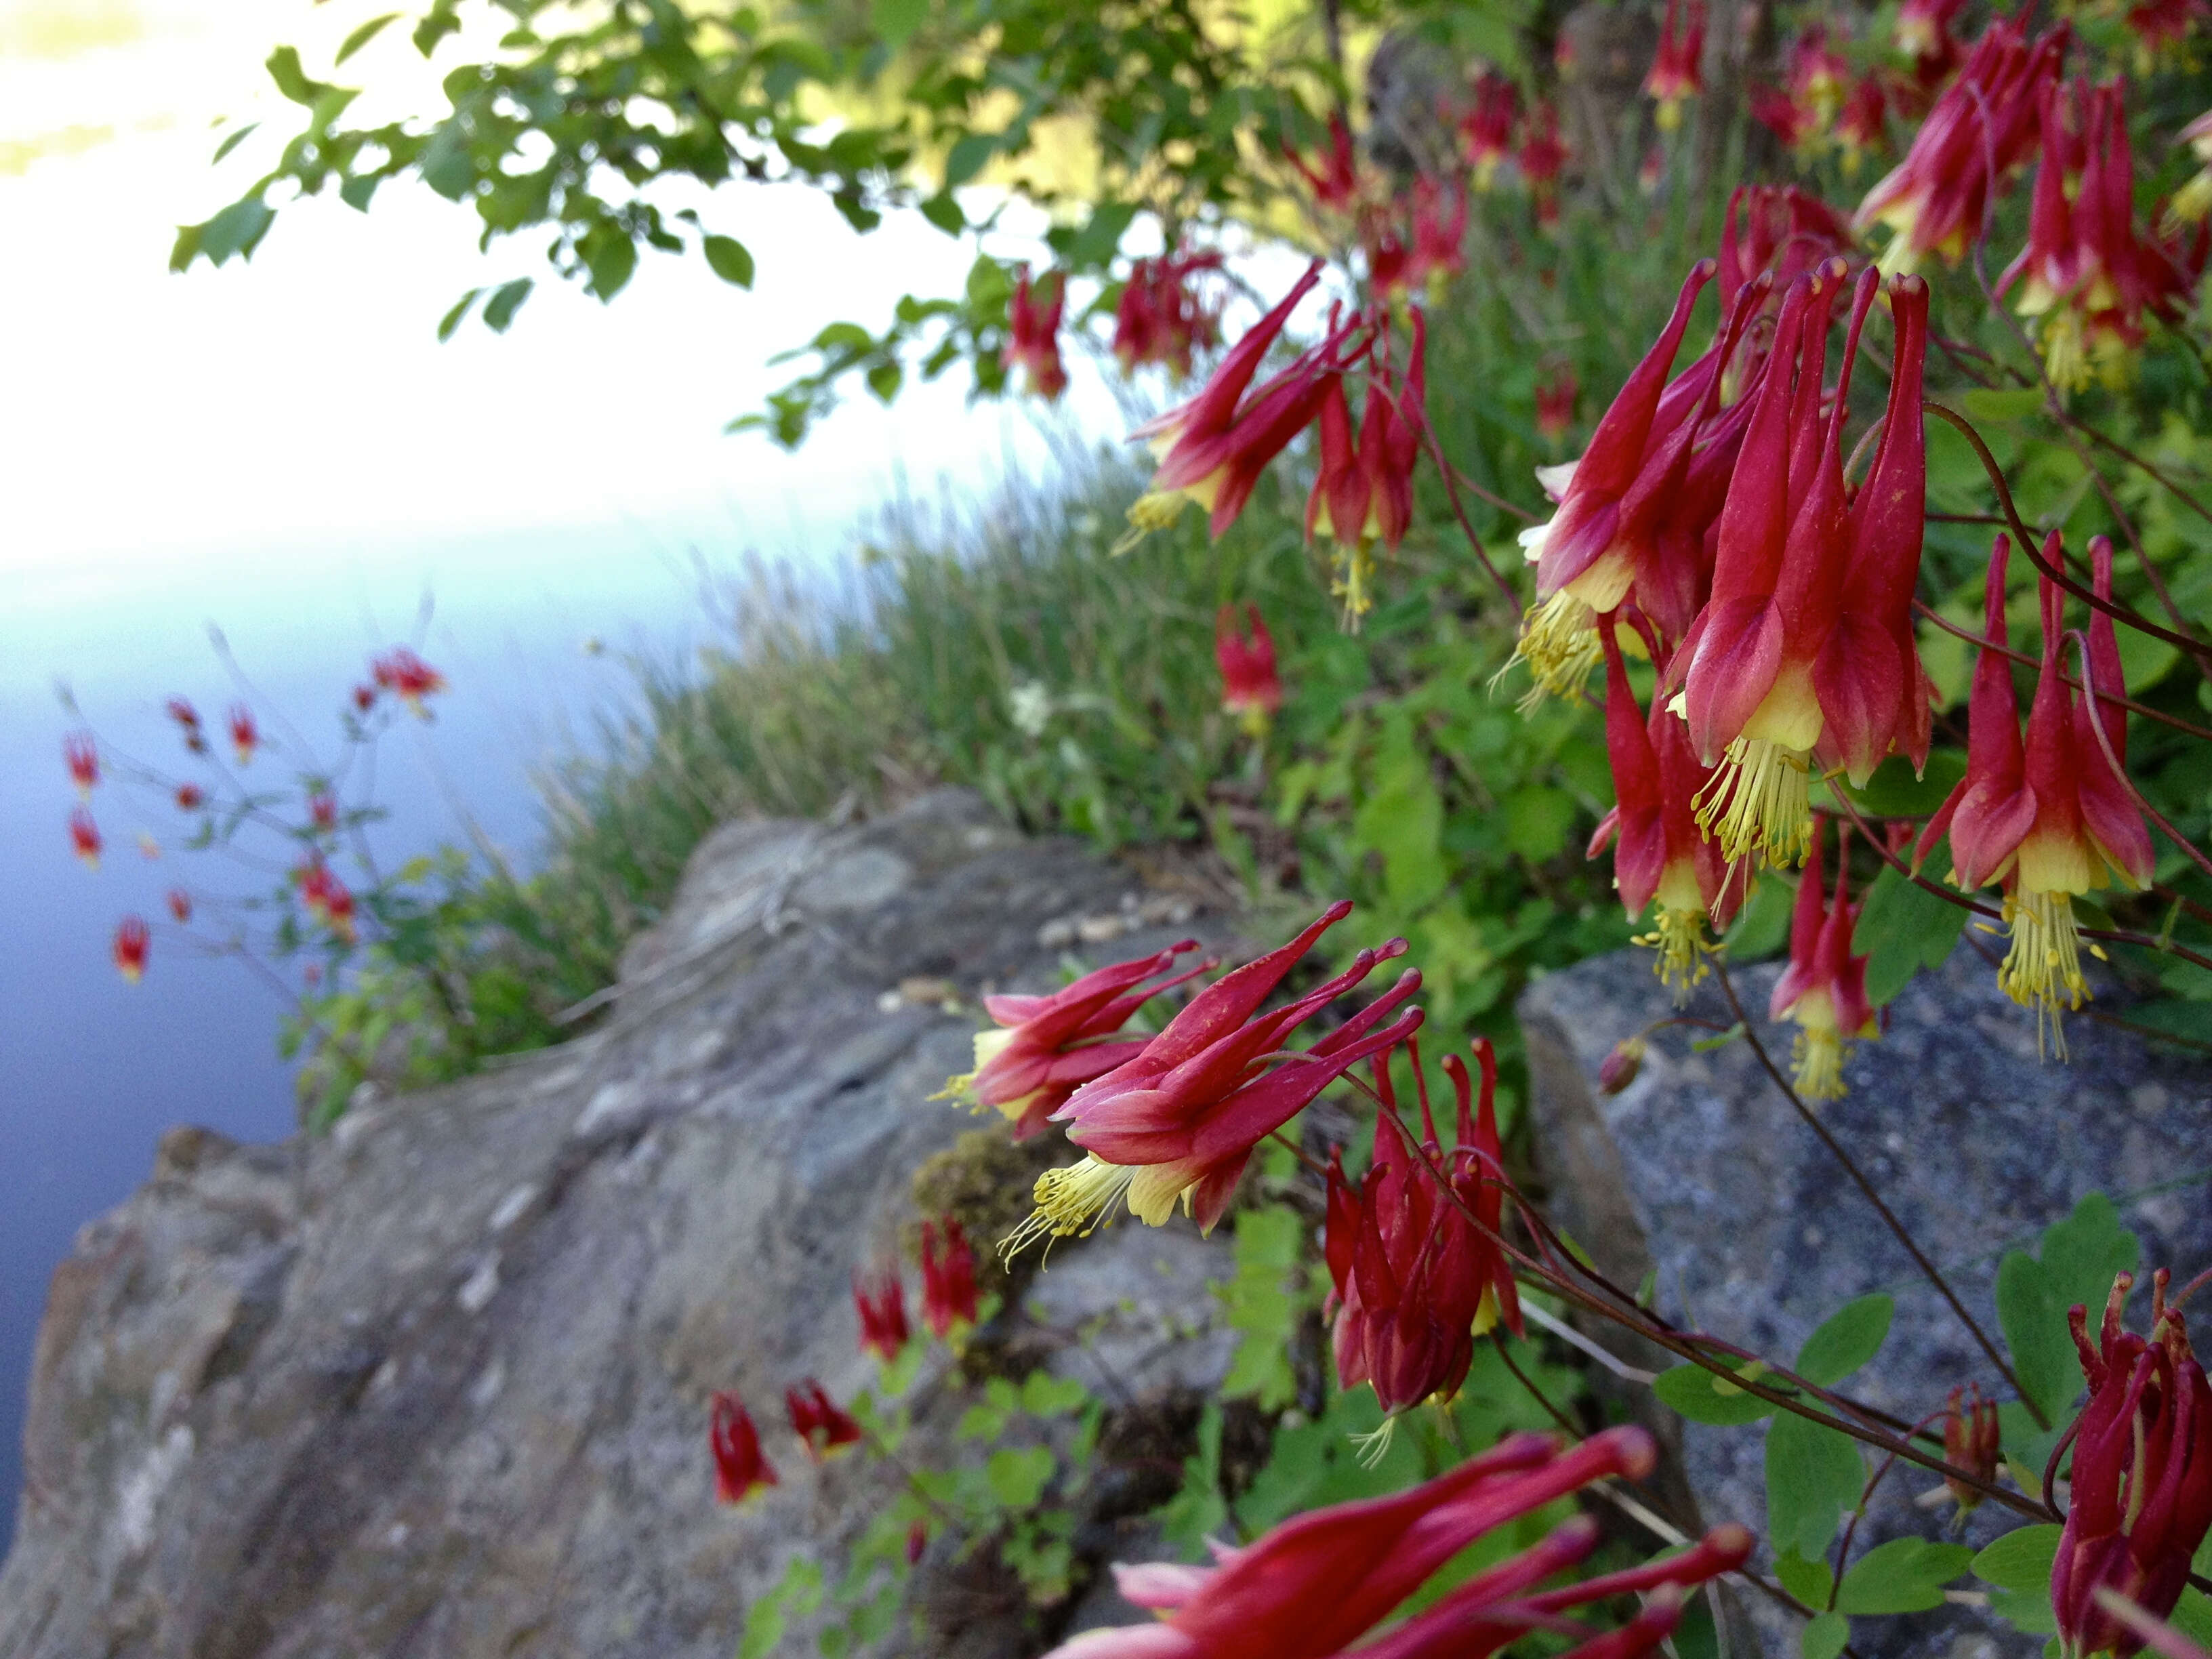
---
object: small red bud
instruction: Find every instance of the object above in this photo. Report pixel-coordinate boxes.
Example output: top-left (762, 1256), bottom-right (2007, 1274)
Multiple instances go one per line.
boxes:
top-left (1599, 1037), bottom-right (1647, 1095)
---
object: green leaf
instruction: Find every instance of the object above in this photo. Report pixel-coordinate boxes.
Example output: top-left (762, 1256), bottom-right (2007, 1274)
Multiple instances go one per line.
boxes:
top-left (865, 361), bottom-right (902, 403)
top-left (1834, 1537), bottom-right (1974, 1615)
top-left (1722, 872), bottom-right (1790, 959)
top-left (920, 192), bottom-right (965, 234)
top-left (480, 276), bottom-right (532, 332)
top-left (211, 123), bottom-right (260, 165)
top-left (1990, 1585), bottom-right (2060, 1633)
top-left (1795, 1294), bottom-right (1893, 1387)
top-left (1503, 785), bottom-right (1576, 862)
top-left (1801, 1611), bottom-right (1849, 1659)
top-left (1653, 1361), bottom-right (1786, 1425)
top-left (1972, 1524), bottom-right (2063, 1590)
top-left (1775, 1549), bottom-right (1835, 1609)
top-left (1019, 1372), bottom-right (1088, 1416)
top-left (1857, 864), bottom-right (1970, 1007)
top-left (985, 1446), bottom-right (1054, 1509)
top-left (340, 173), bottom-right (380, 212)
top-left (872, 0), bottom-right (928, 46)
top-left (185, 197), bottom-right (275, 268)
top-left (1765, 1411), bottom-right (1864, 1560)
top-left (1827, 749), bottom-right (1966, 818)
top-left (419, 118), bottom-right (475, 201)
top-left (1996, 1193), bottom-right (2139, 1422)
top-left (264, 45), bottom-right (321, 106)
top-left (1219, 1205), bottom-right (1305, 1410)
top-left (579, 224), bottom-right (638, 300)
top-left (1961, 386), bottom-right (2046, 424)
top-left (956, 1404), bottom-right (1008, 1441)
top-left (702, 234), bottom-right (756, 288)
top-left (1067, 200), bottom-right (1138, 266)
top-left (336, 12), bottom-right (401, 63)
top-left (436, 287), bottom-right (480, 342)
top-left (943, 131), bottom-right (999, 188)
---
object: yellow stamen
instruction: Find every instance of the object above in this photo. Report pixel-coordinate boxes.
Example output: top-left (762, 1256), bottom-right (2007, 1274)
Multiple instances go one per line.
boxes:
top-left (1002, 1155), bottom-right (1136, 1263)
top-left (1115, 491), bottom-right (1190, 553)
top-left (2036, 308), bottom-right (2091, 397)
top-left (1350, 1416), bottom-right (1397, 1469)
top-left (1631, 904), bottom-right (1717, 1004)
top-left (1997, 888), bottom-right (2090, 1060)
top-left (1332, 541), bottom-right (1378, 627)
top-left (1790, 1025), bottom-right (1848, 1102)
top-left (1694, 737), bottom-right (1814, 867)
top-left (1495, 588), bottom-right (1601, 713)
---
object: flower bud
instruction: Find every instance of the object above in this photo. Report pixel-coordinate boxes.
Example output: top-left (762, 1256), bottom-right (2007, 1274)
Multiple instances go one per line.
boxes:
top-left (1599, 1037), bottom-right (1647, 1095)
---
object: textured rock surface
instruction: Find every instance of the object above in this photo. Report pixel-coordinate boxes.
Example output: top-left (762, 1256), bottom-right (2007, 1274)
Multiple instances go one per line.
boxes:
top-left (1520, 945), bottom-right (2212, 1659)
top-left (0, 790), bottom-right (1241, 1659)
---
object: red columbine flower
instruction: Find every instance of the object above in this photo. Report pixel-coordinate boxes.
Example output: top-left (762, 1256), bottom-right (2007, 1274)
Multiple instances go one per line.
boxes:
top-left (906, 1520), bottom-right (928, 1565)
top-left (1534, 365), bottom-right (1576, 445)
top-left (2053, 1271), bottom-right (2212, 1659)
top-left (1896, 0), bottom-right (1967, 81)
top-left (1307, 310), bottom-right (1425, 619)
top-left (1784, 24), bottom-right (1851, 148)
top-left (1408, 178), bottom-right (1466, 300)
top-left (935, 939), bottom-right (1208, 1139)
top-left (1644, 0), bottom-right (1705, 131)
top-left (1835, 73), bottom-right (1889, 173)
top-left (1288, 110), bottom-right (1360, 211)
top-left (1518, 104), bottom-right (1568, 225)
top-left (920, 1218), bottom-right (979, 1339)
top-left (167, 888), bottom-right (192, 924)
top-left (1114, 251), bottom-right (1223, 377)
top-left (64, 733), bottom-right (98, 798)
top-left (785, 1379), bottom-right (864, 1462)
top-left (310, 792), bottom-right (338, 834)
top-left (1768, 817), bottom-right (1877, 1101)
top-left (228, 703), bottom-right (259, 766)
top-left (175, 782), bottom-right (205, 811)
top-left (1009, 903), bottom-right (1422, 1254)
top-left (709, 1392), bottom-right (778, 1504)
top-left (1043, 1427), bottom-right (1752, 1659)
top-left (352, 682), bottom-right (377, 714)
top-left (852, 1266), bottom-right (909, 1362)
top-left (1127, 261), bottom-right (1348, 541)
top-left (112, 916), bottom-right (150, 983)
top-left (1717, 185), bottom-right (1854, 314)
top-left (371, 647), bottom-right (447, 715)
top-left (1854, 11), bottom-right (2067, 272)
top-left (1592, 621), bottom-right (1748, 996)
top-left (1943, 1382), bottom-right (2001, 1511)
top-left (1215, 605), bottom-right (1284, 736)
top-left (2127, 0), bottom-right (2209, 68)
top-left (166, 697), bottom-right (207, 754)
top-left (298, 861), bottom-right (360, 943)
top-left (69, 808), bottom-right (102, 869)
top-left (1005, 268), bottom-right (1069, 401)
top-left (1326, 1042), bottom-right (1522, 1425)
top-left (1919, 534), bottom-right (2154, 1049)
top-left (1460, 71), bottom-right (1519, 190)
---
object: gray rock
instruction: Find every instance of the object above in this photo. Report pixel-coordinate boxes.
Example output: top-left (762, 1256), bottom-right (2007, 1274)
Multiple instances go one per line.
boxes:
top-left (1520, 944), bottom-right (2212, 1658)
top-left (0, 790), bottom-right (1242, 1659)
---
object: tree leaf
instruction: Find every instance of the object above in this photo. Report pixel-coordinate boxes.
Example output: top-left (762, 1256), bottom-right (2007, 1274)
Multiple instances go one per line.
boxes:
top-left (702, 234), bottom-right (756, 288)
top-left (579, 224), bottom-right (638, 300)
top-left (480, 276), bottom-right (532, 331)
top-left (1971, 1523), bottom-right (2063, 1591)
top-left (1765, 1411), bottom-right (1864, 1560)
top-left (1835, 1537), bottom-right (1975, 1615)
top-left (1653, 1361), bottom-right (1785, 1425)
top-left (920, 192), bottom-right (965, 234)
top-left (1775, 1549), bottom-right (1835, 1609)
top-left (1795, 1294), bottom-right (1893, 1387)
top-left (872, 0), bottom-right (928, 49)
top-left (436, 287), bottom-right (481, 342)
top-left (944, 131), bottom-right (999, 188)
top-left (211, 123), bottom-right (260, 165)
top-left (1857, 865), bottom-right (1969, 1007)
top-left (1801, 1611), bottom-right (1849, 1659)
top-left (336, 12), bottom-right (401, 64)
top-left (186, 197), bottom-right (276, 268)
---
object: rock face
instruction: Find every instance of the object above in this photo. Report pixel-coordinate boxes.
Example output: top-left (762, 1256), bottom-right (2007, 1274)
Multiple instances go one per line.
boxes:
top-left (1520, 945), bottom-right (2212, 1659)
top-left (0, 790), bottom-right (1240, 1659)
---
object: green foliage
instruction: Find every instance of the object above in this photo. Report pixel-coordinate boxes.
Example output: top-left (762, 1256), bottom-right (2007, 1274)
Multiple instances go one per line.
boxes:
top-left (739, 1555), bottom-right (824, 1659)
top-left (1218, 1204), bottom-right (1309, 1410)
top-left (1763, 1410), bottom-right (1864, 1563)
top-left (1793, 1294), bottom-right (1893, 1389)
top-left (1653, 1359), bottom-right (1788, 1425)
top-left (1856, 866), bottom-right (1970, 1009)
top-left (1832, 1537), bottom-right (1974, 1615)
top-left (1973, 1522), bottom-right (2064, 1635)
top-left (1995, 1193), bottom-right (2142, 1427)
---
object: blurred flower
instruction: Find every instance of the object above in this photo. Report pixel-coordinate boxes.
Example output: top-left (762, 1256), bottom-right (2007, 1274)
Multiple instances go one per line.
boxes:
top-left (175, 782), bottom-right (206, 811)
top-left (298, 861), bottom-right (359, 944)
top-left (69, 808), bottom-right (102, 869)
top-left (1113, 251), bottom-right (1223, 377)
top-left (1519, 104), bottom-right (1568, 226)
top-left (785, 1379), bottom-right (863, 1462)
top-left (1644, 0), bottom-right (1705, 131)
top-left (852, 1266), bottom-right (909, 1362)
top-left (2127, 0), bottom-right (2208, 68)
top-left (1535, 365), bottom-right (1576, 445)
top-left (1769, 818), bottom-right (1877, 1101)
top-left (1215, 604), bottom-right (1284, 736)
top-left (1835, 74), bottom-right (1888, 173)
top-left (1005, 268), bottom-right (1069, 401)
top-left (228, 703), bottom-right (260, 766)
top-left (167, 888), bottom-right (193, 925)
top-left (371, 647), bottom-right (447, 716)
top-left (1287, 110), bottom-right (1361, 211)
top-left (906, 1520), bottom-right (928, 1566)
top-left (1896, 0), bottom-right (1967, 82)
top-left (1719, 186), bottom-right (1853, 312)
top-left (934, 939), bottom-right (1208, 1139)
top-left (1408, 179), bottom-right (1467, 300)
top-left (352, 682), bottom-right (378, 713)
top-left (310, 792), bottom-right (339, 834)
top-left (112, 916), bottom-right (150, 983)
top-left (920, 1217), bottom-right (979, 1339)
top-left (1008, 681), bottom-right (1052, 739)
top-left (710, 1392), bottom-right (777, 1504)
top-left (166, 697), bottom-right (207, 754)
top-left (2053, 1271), bottom-right (2212, 1658)
top-left (64, 733), bottom-right (98, 798)
top-left (1942, 1382), bottom-right (2000, 1511)
top-left (1459, 71), bottom-right (1519, 189)
top-left (1009, 903), bottom-right (1420, 1253)
top-left (136, 832), bottom-right (161, 861)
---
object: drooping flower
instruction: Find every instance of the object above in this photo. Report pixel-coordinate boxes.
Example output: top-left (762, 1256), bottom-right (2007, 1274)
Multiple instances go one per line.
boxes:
top-left (1307, 310), bottom-right (1425, 619)
top-left (1126, 262), bottom-right (1347, 542)
top-left (167, 888), bottom-right (193, 924)
top-left (1896, 0), bottom-right (1967, 83)
top-left (166, 696), bottom-right (207, 754)
top-left (2127, 0), bottom-right (2209, 69)
top-left (852, 1267), bottom-right (909, 1363)
top-left (710, 1392), bottom-right (779, 1504)
top-left (1215, 605), bottom-right (1284, 736)
top-left (352, 682), bottom-right (377, 714)
top-left (1535, 365), bottom-right (1576, 445)
top-left (1768, 817), bottom-right (1877, 1101)
top-left (1042, 1427), bottom-right (1752, 1659)
top-left (175, 782), bottom-right (206, 812)
top-left (785, 1379), bottom-right (865, 1462)
top-left (934, 939), bottom-right (1208, 1139)
top-left (1591, 620), bottom-right (1750, 996)
top-left (69, 808), bottom-right (102, 869)
top-left (1114, 251), bottom-right (1223, 377)
top-left (1751, 84), bottom-right (1816, 152)
top-left (64, 733), bottom-right (98, 798)
top-left (1917, 534), bottom-right (2155, 1050)
top-left (298, 861), bottom-right (360, 944)
top-left (310, 792), bottom-right (339, 834)
top-left (920, 1217), bottom-right (979, 1339)
top-left (136, 832), bottom-right (161, 862)
top-left (1287, 111), bottom-right (1361, 212)
top-left (1784, 24), bottom-right (1851, 148)
top-left (1459, 72), bottom-right (1519, 189)
top-left (2052, 1271), bottom-right (2212, 1658)
top-left (1008, 903), bottom-right (1422, 1254)
top-left (112, 916), bottom-right (150, 983)
top-left (1408, 178), bottom-right (1467, 301)
top-left (1943, 1382), bottom-right (2001, 1511)
top-left (1005, 268), bottom-right (1069, 401)
top-left (1719, 188), bottom-right (1852, 319)
top-left (1518, 104), bottom-right (1568, 226)
top-left (1835, 74), bottom-right (1889, 173)
top-left (1644, 0), bottom-right (1705, 131)
top-left (371, 647), bottom-right (448, 716)
top-left (228, 703), bottom-right (260, 766)
top-left (1326, 1041), bottom-right (1522, 1422)
top-left (1853, 12), bottom-right (2067, 273)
